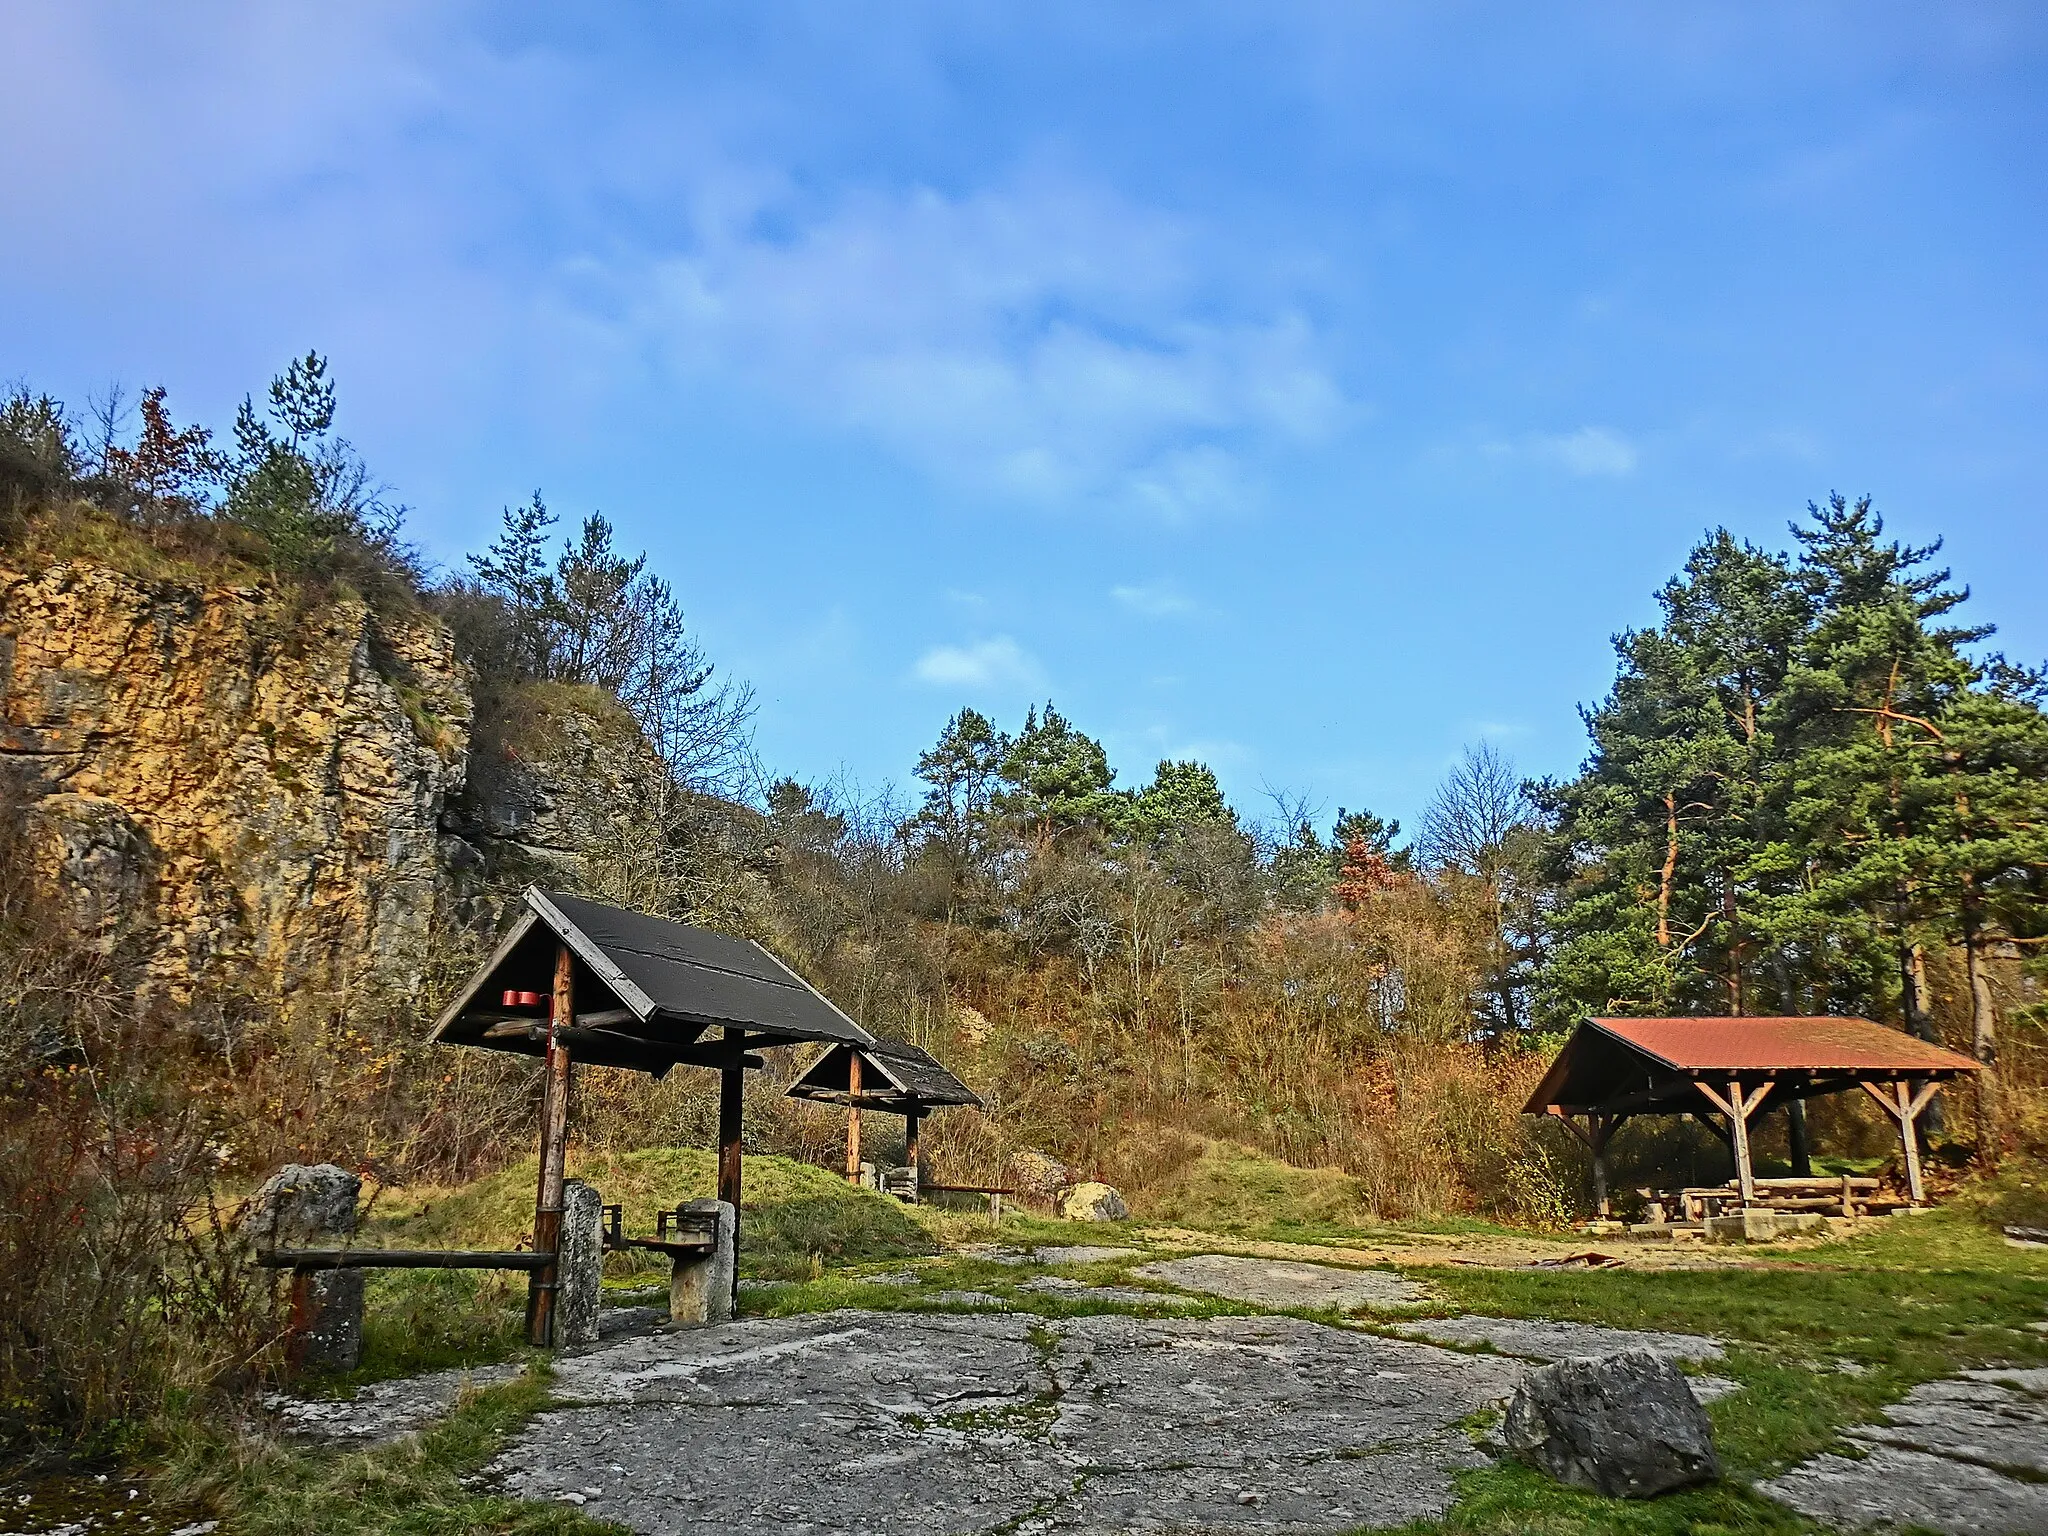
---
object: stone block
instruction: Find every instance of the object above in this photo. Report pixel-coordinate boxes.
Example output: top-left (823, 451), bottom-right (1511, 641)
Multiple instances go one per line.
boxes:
top-left (669, 1199), bottom-right (737, 1326)
top-left (1504, 1348), bottom-right (1721, 1498)
top-left (288, 1270), bottom-right (365, 1374)
top-left (248, 1163), bottom-right (361, 1249)
top-left (556, 1179), bottom-right (605, 1348)
top-left (250, 1163), bottom-right (364, 1374)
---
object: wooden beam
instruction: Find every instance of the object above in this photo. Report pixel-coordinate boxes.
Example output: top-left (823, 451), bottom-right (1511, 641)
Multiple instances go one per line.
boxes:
top-left (1858, 1078), bottom-right (1931, 1205)
top-left (528, 943), bottom-right (574, 1347)
top-left (259, 1249), bottom-right (551, 1271)
top-left (1695, 1080), bottom-right (1736, 1119)
top-left (480, 1020), bottom-right (763, 1076)
top-left (1719, 1079), bottom-right (1767, 1205)
top-left (1549, 1107), bottom-right (1626, 1217)
top-left (904, 1108), bottom-right (922, 1181)
top-left (718, 1027), bottom-right (744, 1317)
top-left (845, 1052), bottom-right (864, 1183)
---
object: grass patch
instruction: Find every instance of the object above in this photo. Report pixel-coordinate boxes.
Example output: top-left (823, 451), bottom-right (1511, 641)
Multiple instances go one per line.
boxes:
top-left (344, 1269), bottom-right (527, 1387)
top-left (1135, 1139), bottom-right (1375, 1232)
top-left (1407, 1207), bottom-right (2048, 1481)
top-left (1386, 1459), bottom-right (1812, 1534)
top-left (367, 1147), bottom-right (937, 1281)
top-left (163, 1364), bottom-right (623, 1536)
top-left (1130, 1138), bottom-right (1563, 1246)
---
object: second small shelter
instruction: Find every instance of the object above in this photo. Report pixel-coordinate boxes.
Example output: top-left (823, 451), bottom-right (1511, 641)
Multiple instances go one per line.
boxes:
top-left (1525, 1015), bottom-right (1980, 1213)
top-left (786, 1037), bottom-right (982, 1183)
top-left (430, 887), bottom-right (878, 1342)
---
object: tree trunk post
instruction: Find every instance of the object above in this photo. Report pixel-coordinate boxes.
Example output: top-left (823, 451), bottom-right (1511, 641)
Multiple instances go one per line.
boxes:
top-left (717, 1030), bottom-right (744, 1316)
top-left (845, 1052), bottom-right (864, 1183)
top-left (1859, 1078), bottom-right (1938, 1206)
top-left (1963, 909), bottom-right (2000, 1163)
top-left (1589, 1114), bottom-right (1612, 1218)
top-left (1787, 1098), bottom-right (1812, 1177)
top-left (527, 943), bottom-right (574, 1348)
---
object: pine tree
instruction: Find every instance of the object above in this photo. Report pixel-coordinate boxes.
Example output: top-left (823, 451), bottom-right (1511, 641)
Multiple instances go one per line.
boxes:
top-left (1539, 532), bottom-right (1804, 1021)
top-left (995, 703), bottom-right (1126, 840)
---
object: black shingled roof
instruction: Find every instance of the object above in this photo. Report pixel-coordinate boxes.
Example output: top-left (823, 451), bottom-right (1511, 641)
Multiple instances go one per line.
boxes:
top-left (787, 1038), bottom-right (983, 1111)
top-left (429, 888), bottom-right (876, 1076)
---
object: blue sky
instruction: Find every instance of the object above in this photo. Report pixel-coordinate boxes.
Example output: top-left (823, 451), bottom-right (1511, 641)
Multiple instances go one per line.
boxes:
top-left (4, 4), bottom-right (2044, 837)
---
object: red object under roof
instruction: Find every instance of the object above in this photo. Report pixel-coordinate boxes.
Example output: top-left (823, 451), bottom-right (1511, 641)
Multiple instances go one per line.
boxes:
top-left (1586, 1016), bottom-right (1978, 1075)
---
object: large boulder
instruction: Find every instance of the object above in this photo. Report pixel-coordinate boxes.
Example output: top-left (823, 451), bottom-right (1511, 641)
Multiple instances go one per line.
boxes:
top-left (247, 1163), bottom-right (361, 1249)
top-left (1060, 1182), bottom-right (1131, 1223)
top-left (1503, 1348), bottom-right (1720, 1498)
top-left (1007, 1151), bottom-right (1073, 1208)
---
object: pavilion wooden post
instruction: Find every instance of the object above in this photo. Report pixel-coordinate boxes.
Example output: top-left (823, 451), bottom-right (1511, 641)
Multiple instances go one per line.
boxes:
top-left (1860, 1077), bottom-right (1939, 1204)
top-left (718, 1027), bottom-right (744, 1316)
top-left (1545, 1108), bottom-right (1624, 1217)
top-left (1696, 1080), bottom-right (1770, 1205)
top-left (903, 1109), bottom-right (923, 1183)
top-left (845, 1052), bottom-right (864, 1183)
top-left (527, 943), bottom-right (575, 1347)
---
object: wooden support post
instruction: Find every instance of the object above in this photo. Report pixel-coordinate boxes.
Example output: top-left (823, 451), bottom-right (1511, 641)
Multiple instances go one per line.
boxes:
top-left (1590, 1114), bottom-right (1613, 1218)
top-left (1545, 1107), bottom-right (1617, 1217)
top-left (1787, 1098), bottom-right (1813, 1177)
top-left (528, 944), bottom-right (574, 1348)
top-left (717, 1028), bottom-right (744, 1316)
top-left (1697, 1080), bottom-right (1769, 1205)
top-left (1861, 1078), bottom-right (1938, 1205)
top-left (903, 1109), bottom-right (922, 1180)
top-left (845, 1052), bottom-right (864, 1183)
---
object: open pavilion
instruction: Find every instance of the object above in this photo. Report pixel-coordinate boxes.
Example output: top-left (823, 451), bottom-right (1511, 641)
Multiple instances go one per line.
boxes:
top-left (1524, 1016), bottom-right (1981, 1214)
top-left (786, 1036), bottom-right (983, 1186)
top-left (429, 887), bottom-right (880, 1343)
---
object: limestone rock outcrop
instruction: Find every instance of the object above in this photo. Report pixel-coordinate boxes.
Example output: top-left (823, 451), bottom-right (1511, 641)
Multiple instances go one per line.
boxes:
top-left (0, 560), bottom-right (477, 999)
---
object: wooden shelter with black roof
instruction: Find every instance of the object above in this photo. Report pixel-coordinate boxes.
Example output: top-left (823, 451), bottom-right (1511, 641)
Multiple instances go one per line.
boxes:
top-left (1525, 1016), bottom-right (1980, 1214)
top-left (429, 887), bottom-right (879, 1342)
top-left (786, 1037), bottom-right (982, 1185)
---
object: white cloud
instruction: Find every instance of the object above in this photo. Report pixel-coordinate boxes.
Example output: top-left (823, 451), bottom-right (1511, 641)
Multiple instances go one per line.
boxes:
top-left (622, 173), bottom-right (1347, 515)
top-left (1111, 580), bottom-right (1196, 618)
top-left (1530, 426), bottom-right (1639, 478)
top-left (911, 636), bottom-right (1045, 691)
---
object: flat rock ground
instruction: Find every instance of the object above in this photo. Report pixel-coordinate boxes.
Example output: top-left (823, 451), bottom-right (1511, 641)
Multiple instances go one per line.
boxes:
top-left (494, 1311), bottom-right (1528, 1533)
top-left (267, 1253), bottom-right (2048, 1536)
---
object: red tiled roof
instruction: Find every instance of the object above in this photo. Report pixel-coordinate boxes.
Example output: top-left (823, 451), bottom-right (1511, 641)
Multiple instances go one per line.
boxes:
top-left (1587, 1016), bottom-right (1978, 1075)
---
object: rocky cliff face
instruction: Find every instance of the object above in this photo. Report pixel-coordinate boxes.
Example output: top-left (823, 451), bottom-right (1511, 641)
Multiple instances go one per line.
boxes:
top-left (0, 561), bottom-right (477, 999)
top-left (0, 556), bottom-right (679, 1006)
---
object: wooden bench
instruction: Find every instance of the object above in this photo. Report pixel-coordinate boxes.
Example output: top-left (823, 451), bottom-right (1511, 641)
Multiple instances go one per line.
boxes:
top-left (920, 1182), bottom-right (1016, 1218)
top-left (1663, 1175), bottom-right (1885, 1223)
top-left (600, 1202), bottom-right (716, 1260)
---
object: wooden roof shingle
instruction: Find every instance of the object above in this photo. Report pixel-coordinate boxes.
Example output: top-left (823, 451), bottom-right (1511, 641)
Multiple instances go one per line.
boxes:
top-left (429, 888), bottom-right (877, 1076)
top-left (787, 1037), bottom-right (983, 1111)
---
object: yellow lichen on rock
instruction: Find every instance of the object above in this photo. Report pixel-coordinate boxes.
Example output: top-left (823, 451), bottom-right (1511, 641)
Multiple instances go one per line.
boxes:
top-left (0, 560), bottom-right (475, 1001)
